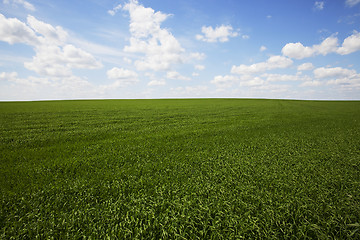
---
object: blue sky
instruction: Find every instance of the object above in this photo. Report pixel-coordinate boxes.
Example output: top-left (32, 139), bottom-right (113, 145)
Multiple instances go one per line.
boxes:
top-left (1, 0), bottom-right (360, 100)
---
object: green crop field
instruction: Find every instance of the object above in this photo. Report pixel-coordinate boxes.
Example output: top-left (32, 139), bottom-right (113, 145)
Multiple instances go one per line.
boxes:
top-left (1, 99), bottom-right (360, 239)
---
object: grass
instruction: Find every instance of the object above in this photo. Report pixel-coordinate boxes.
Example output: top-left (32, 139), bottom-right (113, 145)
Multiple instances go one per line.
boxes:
top-left (0, 98), bottom-right (359, 239)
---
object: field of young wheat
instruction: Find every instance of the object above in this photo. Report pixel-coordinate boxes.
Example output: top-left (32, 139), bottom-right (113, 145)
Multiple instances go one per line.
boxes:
top-left (1, 99), bottom-right (359, 239)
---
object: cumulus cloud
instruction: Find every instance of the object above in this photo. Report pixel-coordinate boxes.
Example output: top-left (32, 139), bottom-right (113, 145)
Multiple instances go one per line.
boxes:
top-left (24, 44), bottom-right (102, 77)
top-left (107, 67), bottom-right (138, 79)
top-left (327, 76), bottom-right (360, 88)
top-left (313, 67), bottom-right (357, 78)
top-left (0, 14), bottom-right (102, 78)
top-left (345, 0), bottom-right (360, 7)
top-left (196, 25), bottom-right (238, 43)
top-left (106, 67), bottom-right (139, 88)
top-left (123, 0), bottom-right (186, 71)
top-left (0, 13), bottom-right (39, 45)
top-left (24, 45), bottom-right (72, 77)
top-left (231, 55), bottom-right (293, 75)
top-left (239, 77), bottom-right (264, 87)
top-left (314, 36), bottom-right (339, 55)
top-left (259, 45), bottom-right (267, 52)
top-left (282, 32), bottom-right (360, 59)
top-left (282, 36), bottom-right (338, 59)
top-left (144, 72), bottom-right (166, 86)
top-left (3, 0), bottom-right (35, 11)
top-left (166, 71), bottom-right (190, 81)
top-left (337, 31), bottom-right (360, 55)
top-left (26, 15), bottom-right (68, 45)
top-left (211, 74), bottom-right (268, 89)
top-left (62, 45), bottom-right (102, 69)
top-left (292, 66), bottom-right (360, 89)
top-left (211, 75), bottom-right (238, 88)
top-left (0, 71), bottom-right (95, 91)
top-left (297, 62), bottom-right (314, 71)
top-left (315, 67), bottom-right (360, 88)
top-left (0, 71), bottom-right (52, 86)
top-left (282, 42), bottom-right (315, 59)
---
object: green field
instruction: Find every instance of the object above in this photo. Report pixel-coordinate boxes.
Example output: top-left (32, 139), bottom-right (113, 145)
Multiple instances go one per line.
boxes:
top-left (1, 99), bottom-right (359, 239)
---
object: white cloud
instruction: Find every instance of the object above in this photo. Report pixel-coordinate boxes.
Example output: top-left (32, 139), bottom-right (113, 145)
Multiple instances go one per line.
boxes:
top-left (1, 71), bottom-right (50, 86)
top-left (314, 1), bottom-right (324, 10)
top-left (0, 14), bottom-right (102, 78)
top-left (297, 62), bottom-right (314, 71)
top-left (122, 0), bottom-right (185, 71)
top-left (0, 71), bottom-right (96, 93)
top-left (211, 74), bottom-right (270, 88)
top-left (337, 31), bottom-right (360, 55)
top-left (192, 65), bottom-right (204, 77)
top-left (166, 71), bottom-right (190, 81)
top-left (282, 32), bottom-right (360, 59)
top-left (0, 13), bottom-right (39, 45)
top-left (239, 76), bottom-right (264, 87)
top-left (27, 15), bottom-right (68, 45)
top-left (346, 0), bottom-right (360, 7)
top-left (24, 44), bottom-right (102, 77)
top-left (300, 80), bottom-right (323, 87)
top-left (195, 64), bottom-right (205, 71)
top-left (63, 45), bottom-right (103, 69)
top-left (327, 76), bottom-right (360, 87)
top-left (211, 75), bottom-right (238, 88)
top-left (281, 42), bottom-right (315, 59)
top-left (189, 52), bottom-right (206, 60)
top-left (0, 71), bottom-right (18, 81)
top-left (3, 0), bottom-right (35, 11)
top-left (242, 35), bottom-right (250, 40)
top-left (313, 36), bottom-right (339, 55)
top-left (105, 67), bottom-right (139, 88)
top-left (147, 79), bottom-right (166, 86)
top-left (309, 66), bottom-right (360, 89)
top-left (259, 45), bottom-right (267, 52)
top-left (261, 73), bottom-right (311, 82)
top-left (145, 72), bottom-right (166, 86)
top-left (123, 0), bottom-right (170, 39)
top-left (313, 67), bottom-right (357, 78)
top-left (24, 45), bottom-right (72, 77)
top-left (196, 25), bottom-right (238, 43)
top-left (281, 36), bottom-right (338, 59)
top-left (231, 55), bottom-right (293, 75)
top-left (107, 67), bottom-right (138, 79)
top-left (108, 3), bottom-right (122, 16)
